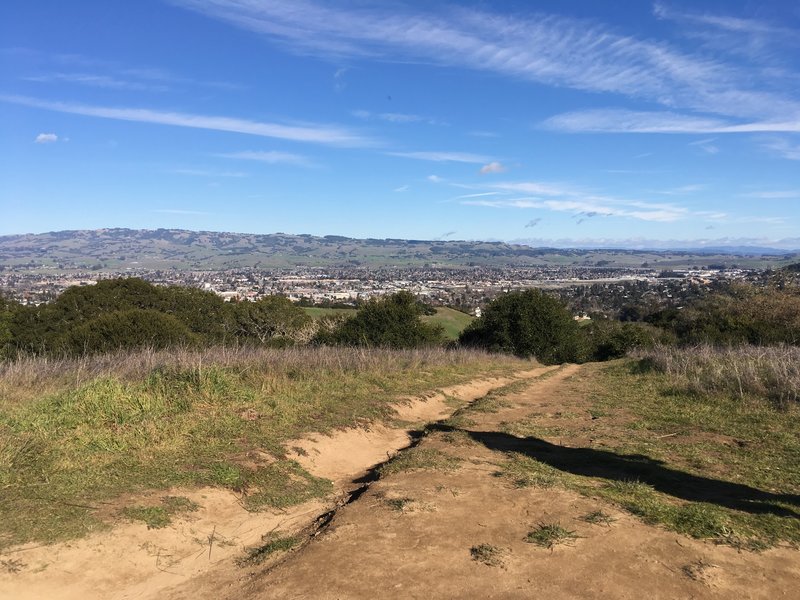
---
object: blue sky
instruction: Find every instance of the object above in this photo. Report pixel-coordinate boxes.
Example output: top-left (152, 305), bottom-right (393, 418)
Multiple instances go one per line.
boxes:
top-left (2, 0), bottom-right (799, 248)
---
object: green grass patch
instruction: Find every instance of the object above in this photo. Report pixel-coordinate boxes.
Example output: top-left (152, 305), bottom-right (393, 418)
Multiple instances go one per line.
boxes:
top-left (122, 495), bottom-right (199, 529)
top-left (301, 307), bottom-right (357, 320)
top-left (497, 454), bottom-right (562, 488)
top-left (385, 497), bottom-right (414, 511)
top-left (580, 509), bottom-right (615, 526)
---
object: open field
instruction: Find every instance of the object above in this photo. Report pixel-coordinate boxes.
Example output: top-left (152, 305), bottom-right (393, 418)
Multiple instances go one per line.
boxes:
top-left (422, 307), bottom-right (475, 340)
top-left (301, 307), bottom-right (357, 320)
top-left (302, 305), bottom-right (473, 340)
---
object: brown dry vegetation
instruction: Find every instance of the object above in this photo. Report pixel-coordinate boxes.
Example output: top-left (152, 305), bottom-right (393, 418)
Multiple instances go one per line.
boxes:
top-left (636, 344), bottom-right (800, 408)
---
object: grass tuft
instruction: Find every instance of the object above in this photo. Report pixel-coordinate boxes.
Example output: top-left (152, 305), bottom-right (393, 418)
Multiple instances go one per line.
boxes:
top-left (636, 344), bottom-right (800, 408)
top-left (238, 534), bottom-right (299, 566)
top-left (385, 497), bottom-right (414, 511)
top-left (122, 495), bottom-right (199, 529)
top-left (525, 522), bottom-right (578, 549)
top-left (470, 543), bottom-right (504, 567)
top-left (581, 510), bottom-right (616, 526)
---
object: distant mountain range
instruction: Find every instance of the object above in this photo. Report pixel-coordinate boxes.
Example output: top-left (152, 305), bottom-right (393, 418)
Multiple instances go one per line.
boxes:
top-left (1, 228), bottom-right (797, 272)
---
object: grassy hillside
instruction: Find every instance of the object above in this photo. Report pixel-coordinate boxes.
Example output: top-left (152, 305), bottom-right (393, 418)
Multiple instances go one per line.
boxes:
top-left (423, 307), bottom-right (475, 340)
top-left (302, 305), bottom-right (473, 340)
top-left (0, 346), bottom-right (527, 550)
top-left (302, 307), bottom-right (358, 319)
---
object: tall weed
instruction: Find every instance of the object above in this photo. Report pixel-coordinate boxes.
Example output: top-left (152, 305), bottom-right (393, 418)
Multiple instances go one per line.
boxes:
top-left (636, 345), bottom-right (800, 408)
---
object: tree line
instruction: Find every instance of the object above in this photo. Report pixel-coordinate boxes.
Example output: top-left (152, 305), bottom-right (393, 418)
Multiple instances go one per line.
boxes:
top-left (1, 272), bottom-right (798, 363)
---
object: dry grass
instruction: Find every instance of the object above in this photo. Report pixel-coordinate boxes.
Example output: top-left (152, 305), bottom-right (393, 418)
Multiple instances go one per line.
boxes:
top-left (0, 345), bottom-right (515, 408)
top-left (636, 344), bottom-right (800, 408)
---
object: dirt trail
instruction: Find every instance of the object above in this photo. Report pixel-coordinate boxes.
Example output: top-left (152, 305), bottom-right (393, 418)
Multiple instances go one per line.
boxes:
top-left (202, 364), bottom-right (799, 600)
top-left (0, 367), bottom-right (547, 600)
top-left (286, 366), bottom-right (556, 491)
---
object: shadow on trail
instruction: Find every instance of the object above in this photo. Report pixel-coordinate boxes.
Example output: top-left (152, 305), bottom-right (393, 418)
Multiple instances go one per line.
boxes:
top-left (431, 425), bottom-right (800, 518)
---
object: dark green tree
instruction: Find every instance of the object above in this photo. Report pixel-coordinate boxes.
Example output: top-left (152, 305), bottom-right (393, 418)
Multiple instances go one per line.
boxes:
top-left (582, 320), bottom-right (663, 361)
top-left (459, 289), bottom-right (581, 364)
top-left (231, 295), bottom-right (312, 344)
top-left (0, 294), bottom-right (18, 358)
top-left (58, 309), bottom-right (197, 354)
top-left (7, 278), bottom-right (233, 354)
top-left (317, 291), bottom-right (445, 349)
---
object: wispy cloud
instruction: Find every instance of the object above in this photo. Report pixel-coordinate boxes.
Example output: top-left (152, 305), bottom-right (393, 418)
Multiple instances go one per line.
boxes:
top-left (462, 197), bottom-right (689, 223)
top-left (388, 151), bottom-right (492, 164)
top-left (23, 72), bottom-right (169, 92)
top-left (215, 150), bottom-right (313, 166)
top-left (760, 137), bottom-right (800, 161)
top-left (688, 138), bottom-right (719, 154)
top-left (652, 184), bottom-right (707, 196)
top-left (653, 2), bottom-right (791, 36)
top-left (34, 132), bottom-right (58, 144)
top-left (352, 109), bottom-right (442, 125)
top-left (457, 179), bottom-right (724, 223)
top-left (14, 48), bottom-right (242, 92)
top-left (393, 185), bottom-right (409, 192)
top-left (543, 109), bottom-right (800, 134)
top-left (468, 130), bottom-right (499, 138)
top-left (171, 0), bottom-right (800, 124)
top-left (479, 161), bottom-right (506, 174)
top-left (455, 192), bottom-right (502, 200)
top-left (333, 67), bottom-right (348, 92)
top-left (170, 168), bottom-right (247, 177)
top-left (153, 208), bottom-right (211, 215)
top-left (741, 189), bottom-right (800, 200)
top-left (489, 182), bottom-right (573, 196)
top-left (652, 2), bottom-right (798, 64)
top-left (1, 95), bottom-right (376, 147)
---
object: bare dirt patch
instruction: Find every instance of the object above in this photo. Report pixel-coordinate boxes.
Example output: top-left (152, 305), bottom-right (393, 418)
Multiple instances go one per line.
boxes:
top-left (0, 487), bottom-right (327, 600)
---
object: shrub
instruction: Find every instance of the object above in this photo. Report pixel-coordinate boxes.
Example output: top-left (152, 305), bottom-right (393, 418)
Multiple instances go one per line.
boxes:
top-left (7, 278), bottom-right (231, 353)
top-left (583, 320), bottom-right (664, 361)
top-left (654, 285), bottom-right (800, 346)
top-left (316, 291), bottom-right (445, 349)
top-left (57, 309), bottom-right (198, 354)
top-left (459, 289), bottom-right (581, 364)
top-left (231, 295), bottom-right (312, 344)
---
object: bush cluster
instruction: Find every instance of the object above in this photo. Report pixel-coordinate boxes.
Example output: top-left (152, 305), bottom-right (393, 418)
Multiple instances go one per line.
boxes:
top-left (2, 278), bottom-right (311, 357)
top-left (2, 276), bottom-right (798, 364)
